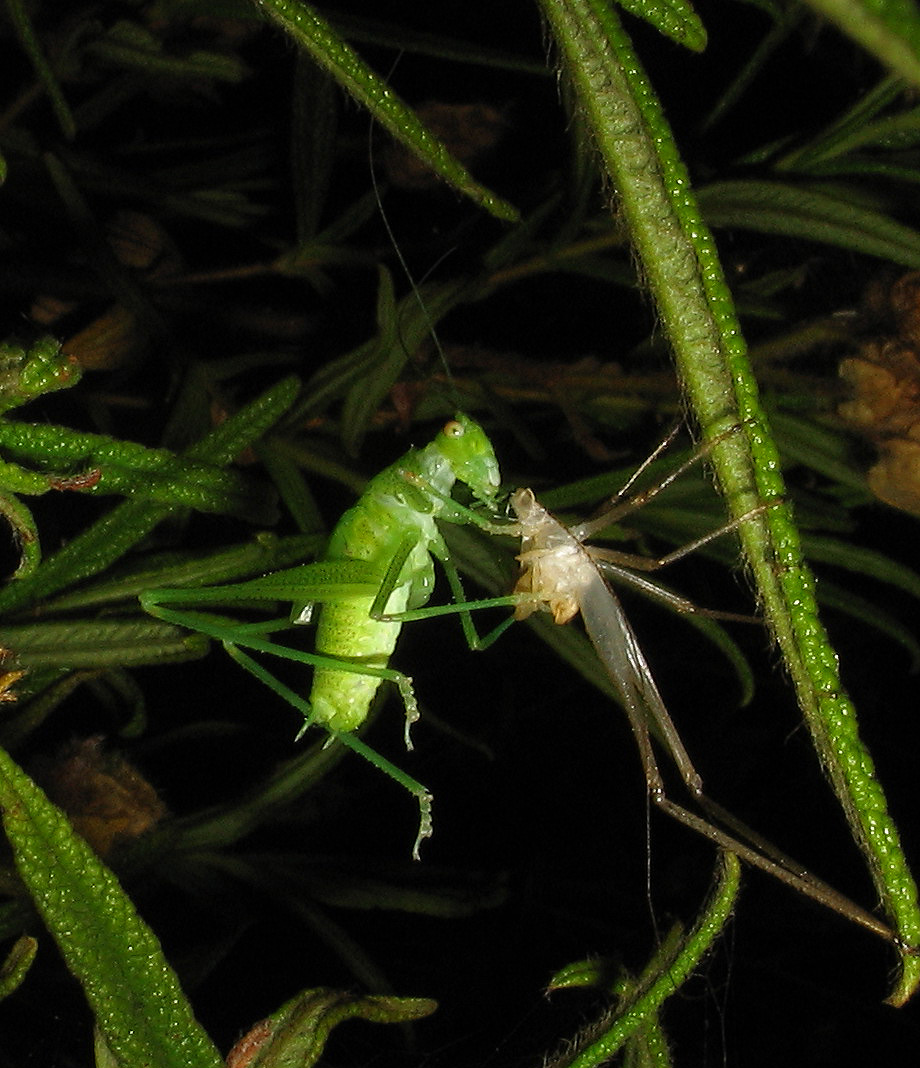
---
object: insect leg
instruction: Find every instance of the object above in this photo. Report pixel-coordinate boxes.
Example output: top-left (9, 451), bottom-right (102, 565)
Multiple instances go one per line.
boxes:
top-left (428, 537), bottom-right (520, 651)
top-left (398, 467), bottom-right (515, 537)
top-left (574, 421), bottom-right (758, 541)
top-left (146, 595), bottom-right (422, 744)
top-left (578, 571), bottom-right (901, 946)
top-left (593, 559), bottom-right (759, 625)
top-left (365, 526), bottom-right (533, 644)
top-left (583, 502), bottom-right (776, 573)
top-left (226, 644), bottom-right (433, 859)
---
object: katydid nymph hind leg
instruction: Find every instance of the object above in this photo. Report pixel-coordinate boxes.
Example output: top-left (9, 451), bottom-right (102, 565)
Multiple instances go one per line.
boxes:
top-left (142, 583), bottom-right (440, 853)
top-left (141, 587), bottom-right (424, 739)
top-left (222, 643), bottom-right (434, 859)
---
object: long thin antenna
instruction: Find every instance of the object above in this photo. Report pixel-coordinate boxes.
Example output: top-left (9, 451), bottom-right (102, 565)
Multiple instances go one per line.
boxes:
top-left (367, 99), bottom-right (460, 406)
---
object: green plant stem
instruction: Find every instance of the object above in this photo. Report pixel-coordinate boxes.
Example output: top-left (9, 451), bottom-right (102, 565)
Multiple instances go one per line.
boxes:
top-left (554, 852), bottom-right (740, 1068)
top-left (538, 0), bottom-right (920, 1004)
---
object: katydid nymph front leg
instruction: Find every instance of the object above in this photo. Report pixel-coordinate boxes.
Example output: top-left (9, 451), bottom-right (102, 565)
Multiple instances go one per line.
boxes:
top-left (142, 413), bottom-right (520, 858)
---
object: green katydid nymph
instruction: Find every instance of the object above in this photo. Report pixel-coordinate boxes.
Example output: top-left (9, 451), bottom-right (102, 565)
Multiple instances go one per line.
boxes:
top-left (142, 411), bottom-right (516, 857)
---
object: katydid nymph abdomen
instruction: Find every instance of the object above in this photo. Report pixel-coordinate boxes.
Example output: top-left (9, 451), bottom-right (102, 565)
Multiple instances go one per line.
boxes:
top-left (308, 412), bottom-right (500, 733)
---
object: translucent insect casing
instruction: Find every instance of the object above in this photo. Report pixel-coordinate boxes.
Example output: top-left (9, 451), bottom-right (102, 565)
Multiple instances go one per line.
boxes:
top-left (512, 488), bottom-right (594, 624)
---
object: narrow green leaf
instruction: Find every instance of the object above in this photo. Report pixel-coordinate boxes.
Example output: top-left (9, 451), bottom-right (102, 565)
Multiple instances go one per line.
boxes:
top-left (340, 267), bottom-right (400, 454)
top-left (229, 987), bottom-right (436, 1068)
top-left (798, 157), bottom-right (920, 182)
top-left (0, 377), bottom-right (299, 614)
top-left (252, 0), bottom-right (518, 220)
top-left (5, 0), bottom-right (76, 138)
top-left (561, 853), bottom-right (739, 1068)
top-left (769, 409), bottom-right (872, 492)
top-left (547, 957), bottom-right (612, 990)
top-left (329, 11), bottom-right (550, 74)
top-left (291, 56), bottom-right (339, 242)
top-left (0, 618), bottom-right (209, 669)
top-left (341, 273), bottom-right (470, 454)
top-left (183, 376), bottom-right (301, 467)
top-left (0, 670), bottom-right (95, 751)
top-left (0, 744), bottom-right (223, 1068)
top-left (774, 74), bottom-right (904, 169)
top-left (807, 104), bottom-right (920, 159)
top-left (295, 336), bottom-right (378, 421)
top-left (258, 442), bottom-right (325, 536)
top-left (0, 491), bottom-right (41, 579)
top-left (700, 6), bottom-right (803, 132)
top-left (0, 935), bottom-right (37, 1000)
top-left (616, 0), bottom-right (707, 51)
top-left (84, 19), bottom-right (250, 82)
top-left (803, 534), bottom-right (920, 602)
top-left (44, 534), bottom-right (321, 613)
top-left (803, 0), bottom-right (920, 89)
top-left (815, 576), bottom-right (920, 670)
top-left (698, 180), bottom-right (920, 266)
top-left (0, 420), bottom-right (278, 521)
top-left (667, 609), bottom-right (755, 705)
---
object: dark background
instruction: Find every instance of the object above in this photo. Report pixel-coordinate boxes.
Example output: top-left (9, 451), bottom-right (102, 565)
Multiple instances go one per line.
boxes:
top-left (1, 1), bottom-right (919, 1065)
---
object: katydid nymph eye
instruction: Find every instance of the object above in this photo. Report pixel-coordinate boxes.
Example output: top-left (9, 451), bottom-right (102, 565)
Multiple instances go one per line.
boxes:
top-left (443, 420), bottom-right (464, 437)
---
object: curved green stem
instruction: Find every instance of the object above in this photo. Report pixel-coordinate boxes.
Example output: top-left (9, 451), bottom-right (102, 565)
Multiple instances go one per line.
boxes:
top-left (554, 851), bottom-right (740, 1068)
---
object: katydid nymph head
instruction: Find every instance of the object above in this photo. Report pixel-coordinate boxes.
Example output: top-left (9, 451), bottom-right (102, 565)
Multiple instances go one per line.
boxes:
top-left (435, 413), bottom-right (501, 508)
